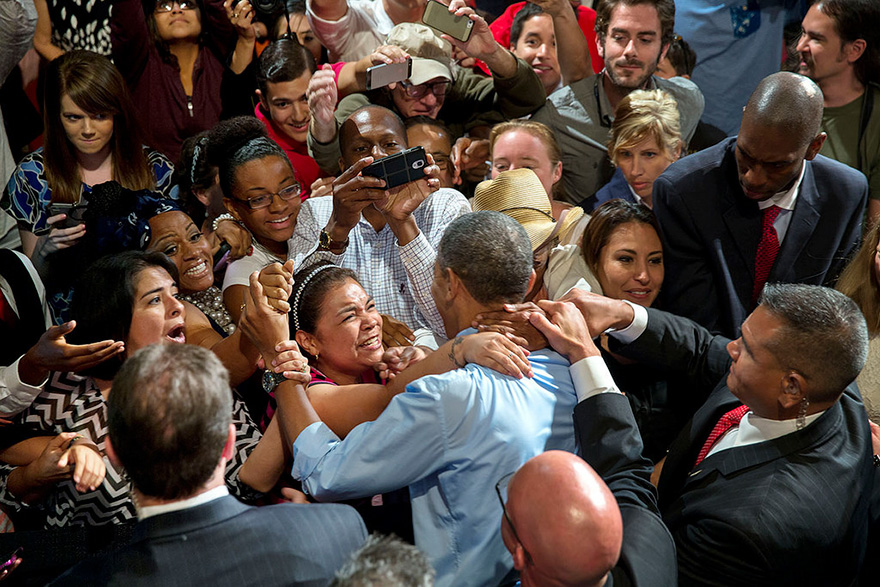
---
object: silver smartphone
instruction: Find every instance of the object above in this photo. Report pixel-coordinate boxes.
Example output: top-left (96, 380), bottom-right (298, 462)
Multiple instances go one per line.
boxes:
top-left (366, 58), bottom-right (413, 91)
top-left (422, 0), bottom-right (474, 43)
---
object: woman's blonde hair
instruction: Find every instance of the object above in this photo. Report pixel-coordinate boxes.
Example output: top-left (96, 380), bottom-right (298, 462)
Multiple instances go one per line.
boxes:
top-left (837, 222), bottom-right (880, 336)
top-left (607, 89), bottom-right (681, 166)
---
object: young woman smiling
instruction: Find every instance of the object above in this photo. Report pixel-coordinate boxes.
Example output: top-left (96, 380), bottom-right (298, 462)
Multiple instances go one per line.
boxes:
top-left (213, 117), bottom-right (302, 324)
top-left (0, 51), bottom-right (176, 323)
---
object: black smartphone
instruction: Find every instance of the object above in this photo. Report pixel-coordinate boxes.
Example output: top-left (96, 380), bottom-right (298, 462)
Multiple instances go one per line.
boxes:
top-left (422, 0), bottom-right (474, 42)
top-left (362, 146), bottom-right (428, 190)
top-left (46, 202), bottom-right (87, 230)
top-left (366, 58), bottom-right (412, 91)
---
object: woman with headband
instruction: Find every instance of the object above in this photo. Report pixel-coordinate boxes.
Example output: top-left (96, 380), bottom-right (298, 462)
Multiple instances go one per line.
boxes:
top-left (256, 260), bottom-right (532, 537)
top-left (177, 132), bottom-right (252, 270)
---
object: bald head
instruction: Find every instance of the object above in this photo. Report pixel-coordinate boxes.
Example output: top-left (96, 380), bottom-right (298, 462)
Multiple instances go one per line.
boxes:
top-left (505, 451), bottom-right (623, 586)
top-left (338, 105), bottom-right (408, 170)
top-left (743, 72), bottom-right (825, 148)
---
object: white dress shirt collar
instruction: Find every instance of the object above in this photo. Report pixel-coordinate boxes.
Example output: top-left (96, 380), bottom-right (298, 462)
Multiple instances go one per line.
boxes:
top-left (137, 485), bottom-right (229, 521)
top-left (756, 162), bottom-right (806, 212)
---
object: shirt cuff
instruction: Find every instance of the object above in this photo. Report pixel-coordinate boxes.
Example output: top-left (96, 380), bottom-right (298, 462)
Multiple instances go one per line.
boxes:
top-left (607, 300), bottom-right (648, 344)
top-left (569, 356), bottom-right (622, 403)
top-left (397, 229), bottom-right (429, 262)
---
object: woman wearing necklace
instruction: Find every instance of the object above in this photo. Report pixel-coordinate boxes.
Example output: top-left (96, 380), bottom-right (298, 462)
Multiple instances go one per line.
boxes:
top-left (213, 117), bottom-right (302, 324)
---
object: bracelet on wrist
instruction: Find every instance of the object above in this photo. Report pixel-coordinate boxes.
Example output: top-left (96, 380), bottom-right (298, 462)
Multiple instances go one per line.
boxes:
top-left (212, 213), bottom-right (239, 233)
top-left (66, 435), bottom-right (85, 451)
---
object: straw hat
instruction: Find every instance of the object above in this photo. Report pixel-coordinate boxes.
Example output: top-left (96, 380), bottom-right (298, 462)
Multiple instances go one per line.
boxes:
top-left (473, 168), bottom-right (585, 251)
top-left (386, 23), bottom-right (454, 85)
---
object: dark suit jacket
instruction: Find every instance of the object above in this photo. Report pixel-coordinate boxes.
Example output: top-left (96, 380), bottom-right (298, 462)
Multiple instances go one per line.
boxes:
top-left (612, 309), bottom-right (874, 586)
top-left (52, 495), bottom-right (368, 586)
top-left (654, 137), bottom-right (868, 337)
top-left (580, 168), bottom-right (640, 212)
top-left (574, 393), bottom-right (677, 586)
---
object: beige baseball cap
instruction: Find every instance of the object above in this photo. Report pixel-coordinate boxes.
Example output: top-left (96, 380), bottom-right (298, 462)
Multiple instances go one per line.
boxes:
top-left (386, 23), bottom-right (454, 85)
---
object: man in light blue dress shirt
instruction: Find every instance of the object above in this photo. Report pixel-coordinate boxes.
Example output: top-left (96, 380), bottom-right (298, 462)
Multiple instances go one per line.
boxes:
top-left (272, 212), bottom-right (612, 586)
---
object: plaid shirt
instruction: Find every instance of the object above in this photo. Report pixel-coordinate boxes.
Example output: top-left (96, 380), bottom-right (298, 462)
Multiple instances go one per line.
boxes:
top-left (289, 188), bottom-right (471, 335)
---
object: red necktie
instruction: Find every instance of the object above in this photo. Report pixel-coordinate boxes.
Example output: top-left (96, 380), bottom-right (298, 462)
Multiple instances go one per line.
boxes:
top-left (693, 404), bottom-right (750, 467)
top-left (0, 289), bottom-right (17, 328)
top-left (753, 205), bottom-right (782, 303)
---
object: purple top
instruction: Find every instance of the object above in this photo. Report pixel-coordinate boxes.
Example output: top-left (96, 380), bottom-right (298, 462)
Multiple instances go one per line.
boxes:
top-left (111, 0), bottom-right (236, 161)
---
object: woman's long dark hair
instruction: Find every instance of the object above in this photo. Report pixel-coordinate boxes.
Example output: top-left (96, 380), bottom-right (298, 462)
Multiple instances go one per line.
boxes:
top-left (69, 251), bottom-right (179, 380)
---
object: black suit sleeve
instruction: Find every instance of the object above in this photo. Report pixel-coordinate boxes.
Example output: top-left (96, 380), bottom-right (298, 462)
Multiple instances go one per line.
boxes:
top-left (575, 394), bottom-right (657, 514)
top-left (575, 393), bottom-right (678, 587)
top-left (609, 308), bottom-right (733, 400)
top-left (653, 174), bottom-right (725, 334)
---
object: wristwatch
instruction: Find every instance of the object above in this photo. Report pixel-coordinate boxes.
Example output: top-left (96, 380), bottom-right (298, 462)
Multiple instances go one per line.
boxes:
top-left (318, 229), bottom-right (349, 253)
top-left (262, 370), bottom-right (286, 394)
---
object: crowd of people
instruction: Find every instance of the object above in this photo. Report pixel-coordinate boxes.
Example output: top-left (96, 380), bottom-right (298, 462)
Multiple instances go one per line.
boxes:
top-left (0, 0), bottom-right (878, 584)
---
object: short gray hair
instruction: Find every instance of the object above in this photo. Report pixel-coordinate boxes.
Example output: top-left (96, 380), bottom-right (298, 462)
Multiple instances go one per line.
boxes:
top-left (760, 283), bottom-right (868, 402)
top-left (108, 344), bottom-right (232, 499)
top-left (436, 211), bottom-right (533, 305)
top-left (330, 534), bottom-right (434, 587)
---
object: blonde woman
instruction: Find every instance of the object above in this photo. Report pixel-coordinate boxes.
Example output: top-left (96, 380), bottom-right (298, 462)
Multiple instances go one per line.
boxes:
top-left (836, 221), bottom-right (880, 423)
top-left (591, 89), bottom-right (682, 210)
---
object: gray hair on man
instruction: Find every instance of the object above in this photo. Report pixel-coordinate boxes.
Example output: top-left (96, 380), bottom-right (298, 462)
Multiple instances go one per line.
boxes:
top-left (330, 534), bottom-right (435, 587)
top-left (436, 211), bottom-right (533, 305)
top-left (759, 283), bottom-right (868, 401)
top-left (108, 344), bottom-right (232, 500)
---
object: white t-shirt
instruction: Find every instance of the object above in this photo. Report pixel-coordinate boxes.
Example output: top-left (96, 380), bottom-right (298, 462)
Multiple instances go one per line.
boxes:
top-left (307, 0), bottom-right (395, 62)
top-left (222, 245), bottom-right (282, 291)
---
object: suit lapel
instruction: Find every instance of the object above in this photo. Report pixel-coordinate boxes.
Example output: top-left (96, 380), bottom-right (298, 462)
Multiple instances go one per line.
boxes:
top-left (686, 398), bottom-right (842, 485)
top-left (718, 145), bottom-right (762, 298)
top-left (770, 162), bottom-right (820, 282)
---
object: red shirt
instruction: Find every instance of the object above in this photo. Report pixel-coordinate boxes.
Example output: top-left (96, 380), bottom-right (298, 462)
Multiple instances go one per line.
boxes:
top-left (490, 2), bottom-right (603, 75)
top-left (254, 103), bottom-right (328, 199)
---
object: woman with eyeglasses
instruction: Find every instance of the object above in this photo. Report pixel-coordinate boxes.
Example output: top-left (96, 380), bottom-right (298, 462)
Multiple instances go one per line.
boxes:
top-left (111, 0), bottom-right (248, 160)
top-left (213, 117), bottom-right (302, 324)
top-left (0, 50), bottom-right (176, 324)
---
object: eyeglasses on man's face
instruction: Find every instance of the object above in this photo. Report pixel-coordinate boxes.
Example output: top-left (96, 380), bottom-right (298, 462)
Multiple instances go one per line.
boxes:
top-left (400, 80), bottom-right (452, 99)
top-left (232, 183), bottom-right (302, 210)
top-left (495, 471), bottom-right (533, 565)
top-left (155, 0), bottom-right (198, 13)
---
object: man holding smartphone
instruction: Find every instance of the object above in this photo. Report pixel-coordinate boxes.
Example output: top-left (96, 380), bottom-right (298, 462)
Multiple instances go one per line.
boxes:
top-left (290, 105), bottom-right (470, 343)
top-left (307, 13), bottom-right (545, 175)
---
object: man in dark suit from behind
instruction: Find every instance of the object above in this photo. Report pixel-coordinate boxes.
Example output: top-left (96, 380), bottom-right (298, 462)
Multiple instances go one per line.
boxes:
top-left (53, 344), bottom-right (367, 587)
top-left (497, 300), bottom-right (676, 587)
top-left (564, 283), bottom-right (874, 586)
top-left (654, 71), bottom-right (867, 338)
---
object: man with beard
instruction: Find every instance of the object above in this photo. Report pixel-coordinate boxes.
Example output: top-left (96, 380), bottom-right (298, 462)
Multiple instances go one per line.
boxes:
top-left (795, 0), bottom-right (880, 225)
top-left (532, 0), bottom-right (704, 205)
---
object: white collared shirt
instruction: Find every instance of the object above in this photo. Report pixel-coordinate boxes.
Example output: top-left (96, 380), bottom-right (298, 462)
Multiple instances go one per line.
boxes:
top-left (706, 409), bottom-right (824, 459)
top-left (755, 162), bottom-right (807, 244)
top-left (137, 485), bottom-right (229, 521)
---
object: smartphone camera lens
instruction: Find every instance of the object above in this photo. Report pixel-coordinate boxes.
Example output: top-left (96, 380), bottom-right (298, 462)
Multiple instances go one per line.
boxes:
top-left (412, 160), bottom-right (425, 169)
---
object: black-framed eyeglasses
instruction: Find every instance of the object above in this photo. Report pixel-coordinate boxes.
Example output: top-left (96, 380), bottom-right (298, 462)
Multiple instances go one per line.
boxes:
top-left (155, 0), bottom-right (198, 13)
top-left (495, 471), bottom-right (533, 565)
top-left (400, 80), bottom-right (452, 99)
top-left (231, 183), bottom-right (302, 210)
